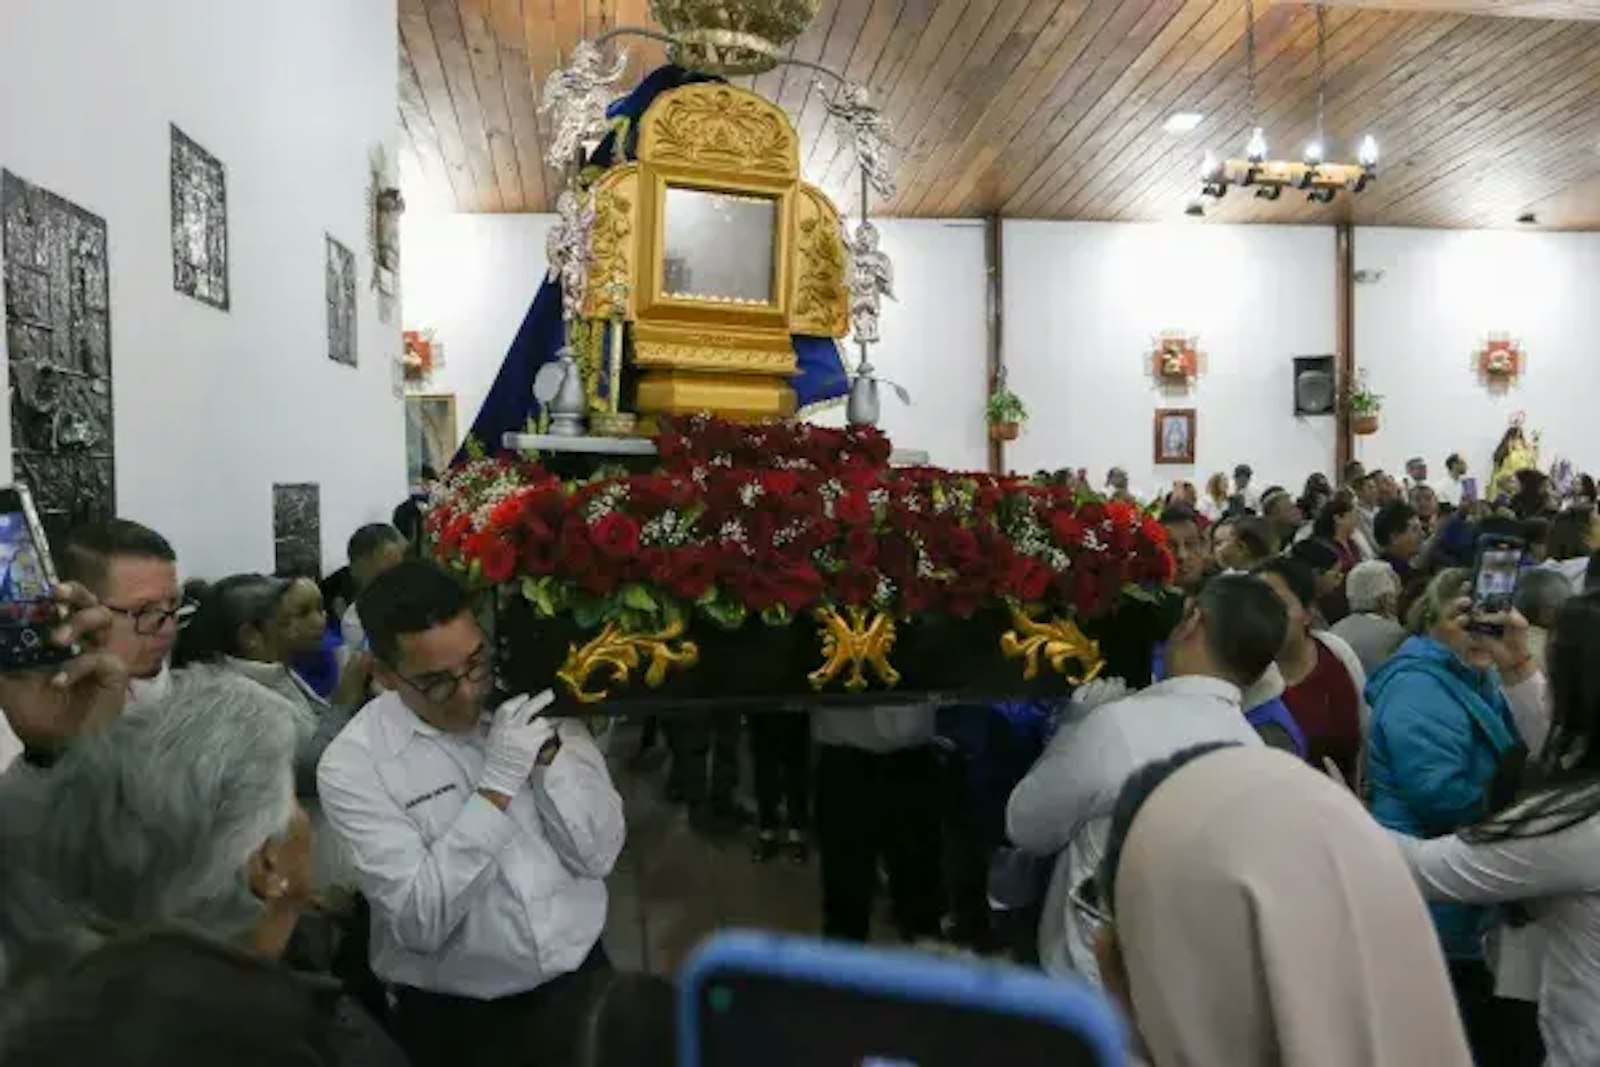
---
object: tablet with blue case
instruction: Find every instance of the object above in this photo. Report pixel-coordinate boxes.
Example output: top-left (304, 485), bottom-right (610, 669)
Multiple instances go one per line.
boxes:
top-left (678, 930), bottom-right (1127, 1067)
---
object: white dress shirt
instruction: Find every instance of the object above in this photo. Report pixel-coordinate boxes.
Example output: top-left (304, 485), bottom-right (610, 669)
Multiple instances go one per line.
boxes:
top-left (316, 690), bottom-right (625, 999)
top-left (811, 705), bottom-right (936, 753)
top-left (1006, 675), bottom-right (1262, 982)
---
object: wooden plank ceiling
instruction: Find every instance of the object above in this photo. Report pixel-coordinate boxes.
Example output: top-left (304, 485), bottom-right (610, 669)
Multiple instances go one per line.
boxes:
top-left (398, 0), bottom-right (1600, 228)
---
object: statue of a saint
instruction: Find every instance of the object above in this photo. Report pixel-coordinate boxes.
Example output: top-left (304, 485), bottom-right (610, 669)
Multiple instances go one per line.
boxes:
top-left (1490, 413), bottom-right (1541, 502)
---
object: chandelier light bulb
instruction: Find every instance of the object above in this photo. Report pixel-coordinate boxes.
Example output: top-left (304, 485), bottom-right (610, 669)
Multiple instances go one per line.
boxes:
top-left (1303, 140), bottom-right (1324, 166)
top-left (1246, 127), bottom-right (1268, 164)
top-left (1359, 134), bottom-right (1380, 167)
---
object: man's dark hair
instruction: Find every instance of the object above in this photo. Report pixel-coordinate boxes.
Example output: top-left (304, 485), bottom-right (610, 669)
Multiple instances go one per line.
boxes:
top-left (1254, 555), bottom-right (1319, 608)
top-left (1547, 506), bottom-right (1596, 562)
top-left (1192, 573), bottom-right (1289, 687)
top-left (1233, 464), bottom-right (1253, 481)
top-left (1446, 452), bottom-right (1464, 470)
top-left (1289, 537), bottom-right (1338, 574)
top-left (1374, 501), bottom-right (1418, 549)
top-left (1222, 515), bottom-right (1278, 563)
top-left (347, 523), bottom-right (407, 566)
top-left (357, 560), bottom-right (469, 666)
top-left (1312, 493), bottom-right (1355, 540)
top-left (1342, 460), bottom-right (1365, 484)
top-left (1515, 568), bottom-right (1573, 631)
top-left (58, 519), bottom-right (176, 595)
top-left (1159, 504), bottom-right (1200, 529)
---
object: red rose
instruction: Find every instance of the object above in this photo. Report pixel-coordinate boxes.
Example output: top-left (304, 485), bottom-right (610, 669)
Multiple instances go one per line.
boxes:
top-left (1106, 500), bottom-right (1138, 528)
top-left (771, 562), bottom-right (823, 613)
top-left (520, 531), bottom-right (559, 576)
top-left (668, 549), bottom-right (716, 601)
top-left (844, 527), bottom-right (878, 568)
top-left (837, 567), bottom-right (878, 607)
top-left (1050, 511), bottom-right (1085, 545)
top-left (487, 495), bottom-right (524, 531)
top-left (478, 538), bottom-right (516, 583)
top-left (760, 470), bottom-right (801, 497)
top-left (1078, 501), bottom-right (1107, 526)
top-left (836, 490), bottom-right (872, 526)
top-left (440, 515), bottom-right (471, 555)
top-left (591, 512), bottom-right (641, 560)
top-left (1008, 557), bottom-right (1053, 603)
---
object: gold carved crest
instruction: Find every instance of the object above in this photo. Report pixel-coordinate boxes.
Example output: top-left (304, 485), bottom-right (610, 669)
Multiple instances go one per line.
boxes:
top-left (640, 85), bottom-right (798, 179)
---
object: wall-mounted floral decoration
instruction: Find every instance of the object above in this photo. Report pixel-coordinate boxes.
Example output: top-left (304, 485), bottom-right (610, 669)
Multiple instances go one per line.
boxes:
top-left (403, 328), bottom-right (442, 389)
top-left (1150, 332), bottom-right (1202, 391)
top-left (1475, 334), bottom-right (1523, 392)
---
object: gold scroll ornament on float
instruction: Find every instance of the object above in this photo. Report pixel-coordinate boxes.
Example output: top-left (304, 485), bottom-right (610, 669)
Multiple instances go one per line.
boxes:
top-left (582, 82), bottom-right (848, 425)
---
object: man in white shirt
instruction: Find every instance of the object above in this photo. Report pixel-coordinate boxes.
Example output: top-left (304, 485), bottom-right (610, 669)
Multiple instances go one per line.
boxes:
top-left (317, 561), bottom-right (624, 1067)
top-left (811, 704), bottom-right (942, 943)
top-left (1437, 452), bottom-right (1470, 510)
top-left (1006, 573), bottom-right (1289, 983)
top-left (1234, 464), bottom-right (1261, 513)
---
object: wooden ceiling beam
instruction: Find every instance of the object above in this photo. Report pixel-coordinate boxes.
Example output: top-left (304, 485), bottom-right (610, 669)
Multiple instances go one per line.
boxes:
top-left (1270, 0), bottom-right (1600, 20)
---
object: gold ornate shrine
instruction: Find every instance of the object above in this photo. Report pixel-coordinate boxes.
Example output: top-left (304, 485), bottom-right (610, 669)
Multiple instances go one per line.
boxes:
top-left (583, 82), bottom-right (848, 423)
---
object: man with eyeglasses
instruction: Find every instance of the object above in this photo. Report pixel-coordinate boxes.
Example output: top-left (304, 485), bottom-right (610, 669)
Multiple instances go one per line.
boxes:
top-left (316, 561), bottom-right (625, 1067)
top-left (58, 519), bottom-right (185, 703)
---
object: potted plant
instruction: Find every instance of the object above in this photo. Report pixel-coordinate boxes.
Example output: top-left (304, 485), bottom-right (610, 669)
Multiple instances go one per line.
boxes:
top-left (1345, 371), bottom-right (1382, 436)
top-left (987, 386), bottom-right (1028, 442)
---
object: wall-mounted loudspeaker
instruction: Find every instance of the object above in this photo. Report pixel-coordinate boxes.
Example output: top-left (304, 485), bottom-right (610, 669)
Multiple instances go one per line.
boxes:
top-left (1293, 356), bottom-right (1336, 416)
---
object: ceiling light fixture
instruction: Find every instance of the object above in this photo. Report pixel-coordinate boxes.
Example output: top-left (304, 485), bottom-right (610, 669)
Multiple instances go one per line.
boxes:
top-left (1164, 112), bottom-right (1205, 134)
top-left (1198, 3), bottom-right (1377, 206)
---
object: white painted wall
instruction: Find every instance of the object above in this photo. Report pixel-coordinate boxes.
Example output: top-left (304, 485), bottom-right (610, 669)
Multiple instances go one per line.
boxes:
top-left (400, 212), bottom-right (557, 448)
top-left (1353, 228), bottom-right (1600, 483)
top-left (0, 0), bottom-right (404, 579)
top-left (1003, 221), bottom-right (1338, 496)
top-left (399, 214), bottom-right (992, 473)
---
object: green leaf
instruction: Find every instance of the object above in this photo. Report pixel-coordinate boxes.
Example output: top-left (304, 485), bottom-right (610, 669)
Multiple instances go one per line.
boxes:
top-left (520, 575), bottom-right (562, 617)
top-left (760, 604), bottom-right (792, 627)
top-left (571, 594), bottom-right (611, 632)
top-left (1122, 583), bottom-right (1160, 605)
top-left (701, 597), bottom-right (749, 631)
top-left (619, 583), bottom-right (660, 614)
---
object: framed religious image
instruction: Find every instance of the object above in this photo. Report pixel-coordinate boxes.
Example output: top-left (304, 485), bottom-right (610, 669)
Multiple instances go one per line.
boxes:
top-left (272, 483), bottom-right (321, 578)
top-left (1154, 408), bottom-right (1197, 465)
top-left (405, 394), bottom-right (456, 489)
top-left (326, 234), bottom-right (358, 366)
top-left (170, 125), bottom-right (228, 310)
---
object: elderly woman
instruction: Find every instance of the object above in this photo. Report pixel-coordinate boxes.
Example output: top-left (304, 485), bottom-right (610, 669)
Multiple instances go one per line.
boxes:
top-left (1366, 569), bottom-right (1537, 1062)
top-left (4, 667), bottom-right (403, 1066)
top-left (1086, 744), bottom-right (1470, 1066)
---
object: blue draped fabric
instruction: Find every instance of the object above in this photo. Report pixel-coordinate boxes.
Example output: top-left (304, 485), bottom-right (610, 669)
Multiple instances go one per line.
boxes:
top-left (455, 65), bottom-right (850, 465)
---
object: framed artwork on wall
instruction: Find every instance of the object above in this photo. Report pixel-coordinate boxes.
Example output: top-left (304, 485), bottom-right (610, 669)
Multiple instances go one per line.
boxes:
top-left (326, 234), bottom-right (357, 366)
top-left (1154, 408), bottom-right (1197, 465)
top-left (273, 482), bottom-right (322, 578)
top-left (171, 125), bottom-right (229, 310)
top-left (2, 170), bottom-right (117, 540)
top-left (405, 394), bottom-right (457, 488)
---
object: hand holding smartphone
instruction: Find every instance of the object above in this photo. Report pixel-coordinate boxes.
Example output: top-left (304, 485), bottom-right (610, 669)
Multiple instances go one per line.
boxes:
top-left (1468, 534), bottom-right (1523, 637)
top-left (0, 484), bottom-right (73, 671)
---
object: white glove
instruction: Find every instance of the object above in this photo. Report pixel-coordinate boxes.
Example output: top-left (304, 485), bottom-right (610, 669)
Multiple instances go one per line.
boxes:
top-left (478, 690), bottom-right (556, 798)
top-left (1071, 677), bottom-right (1128, 715)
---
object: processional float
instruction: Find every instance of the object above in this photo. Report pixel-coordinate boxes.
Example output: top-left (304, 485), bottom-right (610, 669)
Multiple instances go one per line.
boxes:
top-left (440, 1), bottom-right (1172, 712)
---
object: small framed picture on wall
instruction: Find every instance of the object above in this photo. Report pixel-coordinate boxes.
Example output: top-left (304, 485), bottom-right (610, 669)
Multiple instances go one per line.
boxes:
top-left (1154, 408), bottom-right (1197, 465)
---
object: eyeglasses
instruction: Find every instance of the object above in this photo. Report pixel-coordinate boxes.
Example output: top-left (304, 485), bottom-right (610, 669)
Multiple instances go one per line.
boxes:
top-left (106, 600), bottom-right (196, 636)
top-left (393, 646), bottom-right (493, 704)
top-left (1069, 876), bottom-right (1112, 930)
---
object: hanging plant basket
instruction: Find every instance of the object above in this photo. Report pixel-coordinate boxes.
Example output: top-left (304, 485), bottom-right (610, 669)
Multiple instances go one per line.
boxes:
top-left (1352, 413), bottom-right (1379, 436)
top-left (990, 422), bottom-right (1021, 443)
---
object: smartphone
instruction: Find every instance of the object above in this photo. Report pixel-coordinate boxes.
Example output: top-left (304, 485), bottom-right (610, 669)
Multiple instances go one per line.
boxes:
top-left (1461, 476), bottom-right (1479, 504)
top-left (679, 931), bottom-right (1125, 1067)
top-left (0, 484), bottom-right (71, 670)
top-left (1469, 534), bottom-right (1523, 636)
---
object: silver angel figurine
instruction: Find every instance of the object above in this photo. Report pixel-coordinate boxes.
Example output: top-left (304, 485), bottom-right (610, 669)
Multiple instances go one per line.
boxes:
top-left (546, 190), bottom-right (595, 323)
top-left (824, 81), bottom-right (896, 202)
top-left (540, 40), bottom-right (629, 171)
top-left (847, 220), bottom-right (895, 346)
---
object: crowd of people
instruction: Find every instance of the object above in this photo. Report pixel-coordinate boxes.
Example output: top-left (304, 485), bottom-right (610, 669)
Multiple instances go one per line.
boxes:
top-left (0, 434), bottom-right (1598, 1066)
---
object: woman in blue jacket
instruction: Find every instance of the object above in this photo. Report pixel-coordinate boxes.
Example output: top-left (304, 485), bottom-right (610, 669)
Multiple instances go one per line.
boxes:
top-left (1366, 568), bottom-right (1529, 1062)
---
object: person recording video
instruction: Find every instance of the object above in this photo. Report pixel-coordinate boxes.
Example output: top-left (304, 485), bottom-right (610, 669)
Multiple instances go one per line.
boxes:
top-left (316, 561), bottom-right (625, 1067)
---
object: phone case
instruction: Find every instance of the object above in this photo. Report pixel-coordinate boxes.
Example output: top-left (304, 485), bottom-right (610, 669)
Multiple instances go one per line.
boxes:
top-left (677, 930), bottom-right (1127, 1067)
